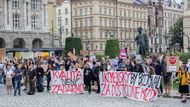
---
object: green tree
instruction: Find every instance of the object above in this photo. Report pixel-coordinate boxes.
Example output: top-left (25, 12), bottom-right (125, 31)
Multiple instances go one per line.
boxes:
top-left (169, 18), bottom-right (183, 48)
top-left (65, 37), bottom-right (83, 55)
top-left (105, 39), bottom-right (120, 58)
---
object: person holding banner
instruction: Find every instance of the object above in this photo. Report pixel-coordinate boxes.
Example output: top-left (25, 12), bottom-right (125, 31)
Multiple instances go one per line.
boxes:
top-left (175, 65), bottom-right (189, 103)
top-left (94, 63), bottom-right (103, 93)
top-left (84, 64), bottom-right (93, 94)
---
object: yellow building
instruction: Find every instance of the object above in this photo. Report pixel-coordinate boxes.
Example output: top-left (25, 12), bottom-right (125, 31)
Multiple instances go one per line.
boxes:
top-left (48, 0), bottom-right (59, 48)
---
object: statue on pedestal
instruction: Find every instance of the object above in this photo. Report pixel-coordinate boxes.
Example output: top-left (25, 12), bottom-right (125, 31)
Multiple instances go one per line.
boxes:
top-left (135, 27), bottom-right (149, 57)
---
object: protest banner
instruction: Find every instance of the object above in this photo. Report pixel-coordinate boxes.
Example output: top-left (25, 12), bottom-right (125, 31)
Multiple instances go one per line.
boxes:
top-left (167, 56), bottom-right (179, 72)
top-left (67, 52), bottom-right (77, 61)
top-left (7, 52), bottom-right (13, 60)
top-left (21, 52), bottom-right (34, 59)
top-left (120, 48), bottom-right (127, 59)
top-left (80, 50), bottom-right (88, 56)
top-left (51, 70), bottom-right (84, 94)
top-left (99, 71), bottom-right (161, 102)
top-left (35, 52), bottom-right (50, 58)
top-left (0, 48), bottom-right (6, 61)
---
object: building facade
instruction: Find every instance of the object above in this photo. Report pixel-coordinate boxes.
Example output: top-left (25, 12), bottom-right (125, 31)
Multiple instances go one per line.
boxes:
top-left (183, 0), bottom-right (190, 52)
top-left (71, 0), bottom-right (148, 54)
top-left (56, 0), bottom-right (72, 48)
top-left (48, 0), bottom-right (58, 48)
top-left (0, 0), bottom-right (51, 50)
top-left (148, 0), bottom-right (183, 53)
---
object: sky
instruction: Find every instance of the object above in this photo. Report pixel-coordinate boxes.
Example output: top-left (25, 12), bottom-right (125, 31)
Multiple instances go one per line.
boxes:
top-left (175, 0), bottom-right (182, 3)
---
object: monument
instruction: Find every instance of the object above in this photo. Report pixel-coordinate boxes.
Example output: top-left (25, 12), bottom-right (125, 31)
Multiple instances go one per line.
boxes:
top-left (135, 27), bottom-right (149, 57)
top-left (183, 0), bottom-right (190, 52)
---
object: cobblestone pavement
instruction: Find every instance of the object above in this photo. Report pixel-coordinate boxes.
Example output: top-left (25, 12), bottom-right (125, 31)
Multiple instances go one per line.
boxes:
top-left (0, 85), bottom-right (189, 107)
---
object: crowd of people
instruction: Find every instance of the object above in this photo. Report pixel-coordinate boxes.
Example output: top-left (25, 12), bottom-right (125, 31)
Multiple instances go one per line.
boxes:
top-left (0, 53), bottom-right (189, 103)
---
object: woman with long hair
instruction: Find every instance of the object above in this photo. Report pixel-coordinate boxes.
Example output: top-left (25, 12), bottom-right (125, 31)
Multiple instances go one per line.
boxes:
top-left (176, 65), bottom-right (189, 103)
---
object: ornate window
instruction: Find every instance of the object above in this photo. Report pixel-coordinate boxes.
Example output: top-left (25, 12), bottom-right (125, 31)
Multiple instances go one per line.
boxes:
top-left (13, 13), bottom-right (20, 29)
top-left (31, 15), bottom-right (39, 29)
top-left (31, 0), bottom-right (40, 10)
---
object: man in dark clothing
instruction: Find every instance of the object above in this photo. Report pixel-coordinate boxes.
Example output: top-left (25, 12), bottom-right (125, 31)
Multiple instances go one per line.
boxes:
top-left (133, 60), bottom-right (144, 73)
top-left (28, 64), bottom-right (37, 95)
top-left (84, 64), bottom-right (93, 94)
top-left (94, 63), bottom-right (103, 93)
top-left (153, 60), bottom-right (163, 94)
top-left (126, 60), bottom-right (134, 72)
top-left (36, 64), bottom-right (44, 92)
top-left (13, 65), bottom-right (22, 96)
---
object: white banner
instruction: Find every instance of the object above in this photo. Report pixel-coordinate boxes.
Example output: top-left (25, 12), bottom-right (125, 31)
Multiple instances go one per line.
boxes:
top-left (51, 70), bottom-right (84, 94)
top-left (99, 71), bottom-right (162, 102)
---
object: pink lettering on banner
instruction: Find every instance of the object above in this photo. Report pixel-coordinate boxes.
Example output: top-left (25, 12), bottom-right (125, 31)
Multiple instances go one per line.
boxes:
top-left (51, 70), bottom-right (84, 94)
top-left (99, 71), bottom-right (161, 102)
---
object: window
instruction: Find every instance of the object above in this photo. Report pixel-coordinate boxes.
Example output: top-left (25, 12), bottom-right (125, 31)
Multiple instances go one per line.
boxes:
top-left (58, 18), bottom-right (62, 27)
top-left (104, 7), bottom-right (107, 15)
top-left (65, 8), bottom-right (68, 14)
top-left (85, 19), bottom-right (88, 26)
top-left (109, 19), bottom-right (111, 27)
top-left (13, 14), bottom-right (20, 29)
top-left (112, 20), bottom-right (115, 27)
top-left (12, 0), bottom-right (19, 8)
top-left (80, 19), bottom-right (83, 27)
top-left (85, 8), bottom-right (88, 15)
top-left (100, 31), bottom-right (103, 38)
top-left (104, 19), bottom-right (107, 27)
top-left (75, 9), bottom-right (77, 16)
top-left (75, 20), bottom-right (78, 27)
top-left (90, 32), bottom-right (93, 38)
top-left (128, 10), bottom-right (130, 17)
top-left (58, 9), bottom-right (61, 15)
top-left (85, 32), bottom-right (88, 37)
top-left (124, 10), bottom-right (126, 17)
top-left (109, 8), bottom-right (111, 15)
top-left (99, 6), bottom-right (102, 14)
top-left (31, 15), bottom-right (39, 29)
top-left (124, 20), bottom-right (126, 28)
top-left (80, 9), bottom-right (82, 15)
top-left (65, 29), bottom-right (68, 35)
top-left (120, 10), bottom-right (122, 16)
top-left (91, 44), bottom-right (94, 50)
top-left (90, 18), bottom-right (93, 26)
top-left (65, 18), bottom-right (68, 25)
top-left (31, 0), bottom-right (39, 10)
top-left (90, 7), bottom-right (93, 14)
top-left (100, 18), bottom-right (102, 26)
top-left (100, 44), bottom-right (103, 50)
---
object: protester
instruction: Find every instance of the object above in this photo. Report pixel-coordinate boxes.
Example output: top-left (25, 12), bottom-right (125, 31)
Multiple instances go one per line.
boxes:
top-left (36, 63), bottom-right (44, 92)
top-left (161, 55), bottom-right (172, 96)
top-left (84, 63), bottom-right (93, 94)
top-left (133, 59), bottom-right (144, 73)
top-left (94, 62), bottom-right (103, 93)
top-left (153, 59), bottom-right (163, 94)
top-left (22, 64), bottom-right (29, 91)
top-left (0, 64), bottom-right (4, 84)
top-left (176, 65), bottom-right (189, 103)
top-left (13, 64), bottom-right (22, 96)
top-left (5, 64), bottom-right (14, 95)
top-left (46, 64), bottom-right (52, 92)
top-left (28, 64), bottom-right (37, 95)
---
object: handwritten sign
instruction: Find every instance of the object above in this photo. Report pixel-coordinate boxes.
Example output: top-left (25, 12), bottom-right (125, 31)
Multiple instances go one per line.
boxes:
top-left (67, 52), bottom-right (77, 61)
top-left (0, 48), bottom-right (6, 61)
top-left (51, 70), bottom-right (84, 94)
top-left (99, 71), bottom-right (161, 102)
top-left (167, 56), bottom-right (179, 72)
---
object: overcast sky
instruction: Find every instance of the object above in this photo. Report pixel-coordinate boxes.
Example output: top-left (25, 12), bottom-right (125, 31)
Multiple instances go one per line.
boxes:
top-left (175, 0), bottom-right (182, 3)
